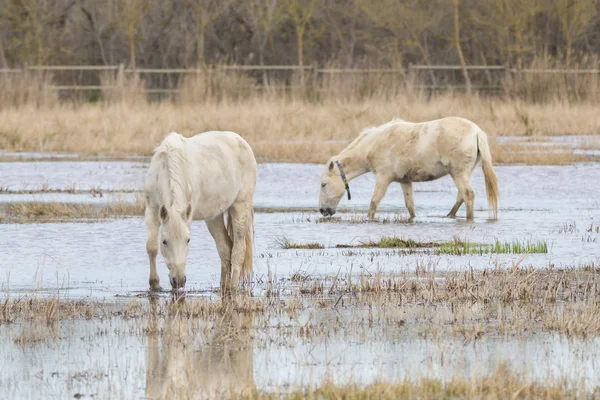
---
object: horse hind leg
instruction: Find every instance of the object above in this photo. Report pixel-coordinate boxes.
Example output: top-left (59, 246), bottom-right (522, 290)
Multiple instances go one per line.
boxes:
top-left (450, 173), bottom-right (475, 220)
top-left (206, 214), bottom-right (233, 294)
top-left (447, 192), bottom-right (464, 218)
top-left (228, 203), bottom-right (252, 292)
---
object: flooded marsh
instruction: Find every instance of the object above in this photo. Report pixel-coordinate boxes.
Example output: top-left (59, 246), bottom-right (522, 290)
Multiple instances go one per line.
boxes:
top-left (2, 158), bottom-right (600, 397)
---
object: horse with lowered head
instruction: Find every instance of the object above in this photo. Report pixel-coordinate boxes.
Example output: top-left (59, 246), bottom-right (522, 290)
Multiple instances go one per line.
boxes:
top-left (144, 131), bottom-right (256, 293)
top-left (318, 117), bottom-right (498, 221)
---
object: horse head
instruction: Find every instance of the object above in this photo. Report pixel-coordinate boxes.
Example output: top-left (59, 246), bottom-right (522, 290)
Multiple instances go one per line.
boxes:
top-left (318, 158), bottom-right (350, 216)
top-left (159, 203), bottom-right (193, 289)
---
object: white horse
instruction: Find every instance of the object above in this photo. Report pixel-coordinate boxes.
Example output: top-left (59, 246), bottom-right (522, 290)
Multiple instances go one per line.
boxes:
top-left (144, 131), bottom-right (256, 292)
top-left (318, 117), bottom-right (498, 220)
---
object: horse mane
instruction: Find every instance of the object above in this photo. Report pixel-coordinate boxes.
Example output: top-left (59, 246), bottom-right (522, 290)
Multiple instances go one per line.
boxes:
top-left (154, 132), bottom-right (191, 211)
top-left (342, 118), bottom-right (406, 154)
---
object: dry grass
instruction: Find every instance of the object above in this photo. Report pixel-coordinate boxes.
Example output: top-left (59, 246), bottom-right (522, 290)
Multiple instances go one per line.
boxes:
top-left (0, 96), bottom-right (598, 164)
top-left (3, 200), bottom-right (144, 222)
top-left (279, 365), bottom-right (589, 400)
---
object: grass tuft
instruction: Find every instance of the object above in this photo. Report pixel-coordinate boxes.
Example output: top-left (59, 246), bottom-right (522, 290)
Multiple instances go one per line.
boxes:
top-left (276, 236), bottom-right (324, 250)
top-left (336, 236), bottom-right (437, 249)
top-left (439, 238), bottom-right (548, 255)
top-left (335, 235), bottom-right (548, 255)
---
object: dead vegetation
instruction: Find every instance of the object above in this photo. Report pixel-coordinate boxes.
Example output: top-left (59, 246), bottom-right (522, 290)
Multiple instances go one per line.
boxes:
top-left (0, 96), bottom-right (598, 164)
top-left (3, 265), bottom-right (599, 339)
top-left (277, 364), bottom-right (591, 400)
top-left (2, 200), bottom-right (144, 223)
top-left (2, 264), bottom-right (600, 397)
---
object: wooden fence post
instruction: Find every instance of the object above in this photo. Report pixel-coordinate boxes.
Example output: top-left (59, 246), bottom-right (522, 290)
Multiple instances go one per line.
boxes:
top-left (406, 63), bottom-right (414, 91)
top-left (502, 63), bottom-right (510, 95)
top-left (310, 62), bottom-right (319, 98)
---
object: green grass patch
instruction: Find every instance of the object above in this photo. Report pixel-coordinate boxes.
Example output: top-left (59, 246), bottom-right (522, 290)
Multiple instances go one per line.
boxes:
top-left (276, 236), bottom-right (324, 250)
top-left (336, 236), bottom-right (437, 249)
top-left (439, 238), bottom-right (548, 255)
top-left (335, 236), bottom-right (548, 255)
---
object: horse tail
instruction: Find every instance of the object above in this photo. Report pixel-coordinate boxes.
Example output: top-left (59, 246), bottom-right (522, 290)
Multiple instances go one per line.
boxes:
top-left (477, 131), bottom-right (499, 219)
top-left (226, 207), bottom-right (254, 281)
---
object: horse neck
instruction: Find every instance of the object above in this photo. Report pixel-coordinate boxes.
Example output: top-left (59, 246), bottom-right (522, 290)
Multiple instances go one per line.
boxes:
top-left (337, 139), bottom-right (371, 181)
top-left (162, 148), bottom-right (190, 212)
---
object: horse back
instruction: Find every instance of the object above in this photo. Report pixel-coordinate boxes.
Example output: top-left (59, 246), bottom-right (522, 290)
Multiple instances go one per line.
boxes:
top-left (370, 117), bottom-right (480, 182)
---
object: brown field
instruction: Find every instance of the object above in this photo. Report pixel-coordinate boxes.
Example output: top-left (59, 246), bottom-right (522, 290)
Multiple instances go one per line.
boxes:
top-left (0, 94), bottom-right (599, 164)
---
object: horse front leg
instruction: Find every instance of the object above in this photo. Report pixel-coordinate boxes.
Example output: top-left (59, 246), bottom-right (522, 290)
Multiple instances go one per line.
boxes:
top-left (145, 203), bottom-right (161, 291)
top-left (368, 176), bottom-right (391, 220)
top-left (400, 182), bottom-right (416, 219)
top-left (206, 215), bottom-right (233, 294)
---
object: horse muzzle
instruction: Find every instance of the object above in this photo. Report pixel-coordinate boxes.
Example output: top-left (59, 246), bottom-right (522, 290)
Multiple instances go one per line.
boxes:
top-left (169, 275), bottom-right (187, 289)
top-left (319, 207), bottom-right (336, 217)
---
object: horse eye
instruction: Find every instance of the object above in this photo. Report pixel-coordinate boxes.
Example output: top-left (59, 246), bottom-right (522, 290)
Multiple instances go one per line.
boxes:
top-left (162, 239), bottom-right (168, 246)
top-left (321, 183), bottom-right (327, 188)
top-left (187, 238), bottom-right (190, 244)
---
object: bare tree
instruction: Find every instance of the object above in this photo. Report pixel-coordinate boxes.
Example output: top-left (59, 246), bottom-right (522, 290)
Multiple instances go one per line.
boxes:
top-left (451, 0), bottom-right (471, 92)
top-left (79, 0), bottom-right (117, 65)
top-left (1, 0), bottom-right (75, 65)
top-left (553, 0), bottom-right (598, 66)
top-left (359, 0), bottom-right (442, 82)
top-left (116, 0), bottom-right (148, 68)
top-left (469, 0), bottom-right (542, 68)
top-left (284, 0), bottom-right (318, 83)
top-left (323, 0), bottom-right (365, 67)
top-left (185, 0), bottom-right (232, 65)
top-left (243, 0), bottom-right (282, 66)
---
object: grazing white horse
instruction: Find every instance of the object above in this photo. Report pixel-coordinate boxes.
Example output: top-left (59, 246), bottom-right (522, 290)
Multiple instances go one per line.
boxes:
top-left (318, 117), bottom-right (498, 220)
top-left (144, 131), bottom-right (256, 292)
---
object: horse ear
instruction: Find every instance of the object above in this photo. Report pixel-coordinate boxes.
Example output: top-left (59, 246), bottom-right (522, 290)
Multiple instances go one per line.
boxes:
top-left (329, 161), bottom-right (334, 171)
top-left (182, 202), bottom-right (192, 222)
top-left (159, 205), bottom-right (169, 222)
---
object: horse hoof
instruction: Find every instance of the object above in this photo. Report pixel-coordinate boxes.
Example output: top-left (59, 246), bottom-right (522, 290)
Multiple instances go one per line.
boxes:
top-left (149, 280), bottom-right (162, 292)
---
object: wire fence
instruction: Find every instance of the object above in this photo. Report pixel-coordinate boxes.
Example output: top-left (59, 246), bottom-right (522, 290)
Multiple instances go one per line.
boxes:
top-left (1, 63), bottom-right (599, 96)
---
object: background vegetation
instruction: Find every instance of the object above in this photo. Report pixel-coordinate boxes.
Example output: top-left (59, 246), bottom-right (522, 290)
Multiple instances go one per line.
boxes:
top-left (0, 1), bottom-right (599, 162)
top-left (1, 0), bottom-right (598, 71)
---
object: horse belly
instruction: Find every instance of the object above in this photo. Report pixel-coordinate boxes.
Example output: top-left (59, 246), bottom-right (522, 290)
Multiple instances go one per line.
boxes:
top-left (401, 162), bottom-right (448, 182)
top-left (192, 179), bottom-right (240, 220)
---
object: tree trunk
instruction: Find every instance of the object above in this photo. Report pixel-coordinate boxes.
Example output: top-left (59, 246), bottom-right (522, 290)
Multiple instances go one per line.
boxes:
top-left (452, 0), bottom-right (471, 93)
top-left (297, 26), bottom-right (305, 86)
top-left (566, 36), bottom-right (572, 67)
top-left (0, 38), bottom-right (8, 69)
top-left (197, 21), bottom-right (206, 66)
top-left (410, 30), bottom-right (437, 87)
top-left (258, 50), bottom-right (268, 85)
top-left (128, 18), bottom-right (136, 68)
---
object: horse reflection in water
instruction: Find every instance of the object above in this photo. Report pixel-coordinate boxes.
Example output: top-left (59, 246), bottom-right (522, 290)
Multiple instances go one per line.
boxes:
top-left (145, 297), bottom-right (255, 399)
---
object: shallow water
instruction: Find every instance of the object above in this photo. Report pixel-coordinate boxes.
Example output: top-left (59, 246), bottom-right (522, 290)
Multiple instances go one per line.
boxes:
top-left (1, 307), bottom-right (598, 399)
top-left (2, 163), bottom-right (600, 296)
top-left (2, 159), bottom-right (600, 397)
